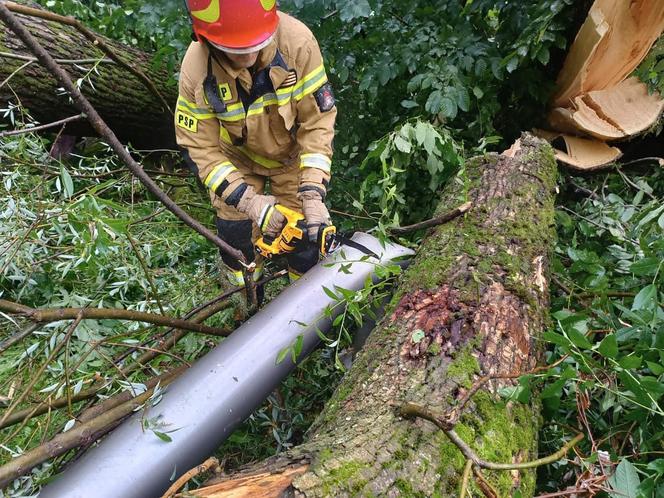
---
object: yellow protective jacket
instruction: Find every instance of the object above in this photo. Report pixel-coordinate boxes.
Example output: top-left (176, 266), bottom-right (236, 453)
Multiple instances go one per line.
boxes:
top-left (175, 12), bottom-right (337, 209)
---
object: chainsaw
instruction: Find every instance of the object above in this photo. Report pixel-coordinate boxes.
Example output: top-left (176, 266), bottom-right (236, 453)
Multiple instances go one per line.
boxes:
top-left (255, 205), bottom-right (378, 259)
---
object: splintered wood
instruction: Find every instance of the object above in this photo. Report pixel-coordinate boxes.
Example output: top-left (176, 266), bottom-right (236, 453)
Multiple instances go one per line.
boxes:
top-left (541, 0), bottom-right (664, 171)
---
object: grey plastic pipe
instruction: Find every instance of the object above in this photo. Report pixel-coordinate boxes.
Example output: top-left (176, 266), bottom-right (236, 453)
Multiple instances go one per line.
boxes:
top-left (39, 233), bottom-right (414, 498)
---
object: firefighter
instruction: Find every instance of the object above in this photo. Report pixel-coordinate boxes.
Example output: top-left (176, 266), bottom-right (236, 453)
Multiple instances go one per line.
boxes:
top-left (176, 0), bottom-right (337, 288)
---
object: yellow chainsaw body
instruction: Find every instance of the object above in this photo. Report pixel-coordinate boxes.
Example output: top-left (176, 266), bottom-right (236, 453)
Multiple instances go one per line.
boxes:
top-left (255, 205), bottom-right (306, 258)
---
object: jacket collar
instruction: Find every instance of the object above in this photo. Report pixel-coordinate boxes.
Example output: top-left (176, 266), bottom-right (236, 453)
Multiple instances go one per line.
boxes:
top-left (208, 39), bottom-right (278, 85)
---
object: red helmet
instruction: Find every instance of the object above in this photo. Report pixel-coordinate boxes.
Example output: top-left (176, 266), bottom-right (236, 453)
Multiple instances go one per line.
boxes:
top-left (186, 0), bottom-right (279, 53)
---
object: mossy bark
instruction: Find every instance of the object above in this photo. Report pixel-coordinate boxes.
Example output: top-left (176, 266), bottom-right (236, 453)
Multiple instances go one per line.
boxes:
top-left (0, 5), bottom-right (177, 148)
top-left (201, 134), bottom-right (558, 497)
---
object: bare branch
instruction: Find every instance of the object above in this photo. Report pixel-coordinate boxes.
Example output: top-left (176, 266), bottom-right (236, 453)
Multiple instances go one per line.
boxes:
top-left (400, 402), bottom-right (584, 471)
top-left (389, 202), bottom-right (472, 235)
top-left (0, 299), bottom-right (233, 337)
top-left (0, 113), bottom-right (85, 137)
top-left (0, 323), bottom-right (42, 354)
top-left (160, 457), bottom-right (220, 498)
top-left (0, 372), bottom-right (180, 487)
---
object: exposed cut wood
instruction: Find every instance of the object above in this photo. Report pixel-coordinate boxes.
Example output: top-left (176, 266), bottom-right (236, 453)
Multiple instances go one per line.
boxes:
top-left (544, 0), bottom-right (664, 171)
top-left (553, 0), bottom-right (664, 107)
top-left (534, 129), bottom-right (622, 171)
top-left (189, 464), bottom-right (309, 498)
top-left (550, 78), bottom-right (664, 141)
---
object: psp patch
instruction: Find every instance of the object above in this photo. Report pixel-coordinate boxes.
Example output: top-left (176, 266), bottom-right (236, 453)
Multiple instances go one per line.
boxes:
top-left (176, 111), bottom-right (198, 133)
top-left (218, 82), bottom-right (233, 102)
top-left (314, 83), bottom-right (335, 112)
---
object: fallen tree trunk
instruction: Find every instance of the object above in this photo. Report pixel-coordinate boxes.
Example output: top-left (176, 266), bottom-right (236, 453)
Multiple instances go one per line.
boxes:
top-left (197, 135), bottom-right (560, 497)
top-left (0, 1), bottom-right (177, 149)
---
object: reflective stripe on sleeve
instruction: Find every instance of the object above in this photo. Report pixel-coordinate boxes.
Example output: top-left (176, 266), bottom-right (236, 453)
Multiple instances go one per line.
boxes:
top-left (300, 153), bottom-right (332, 172)
top-left (204, 162), bottom-right (237, 193)
top-left (176, 97), bottom-right (217, 119)
top-left (218, 102), bottom-right (246, 122)
top-left (292, 65), bottom-right (327, 101)
top-left (178, 96), bottom-right (246, 122)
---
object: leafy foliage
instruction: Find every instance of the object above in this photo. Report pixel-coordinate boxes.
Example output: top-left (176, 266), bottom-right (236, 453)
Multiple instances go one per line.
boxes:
top-left (521, 165), bottom-right (664, 496)
top-left (357, 120), bottom-right (462, 230)
top-left (635, 36), bottom-right (664, 95)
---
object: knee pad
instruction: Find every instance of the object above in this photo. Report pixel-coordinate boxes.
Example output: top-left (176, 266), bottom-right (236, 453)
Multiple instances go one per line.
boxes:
top-left (215, 217), bottom-right (255, 271)
top-left (287, 243), bottom-right (319, 280)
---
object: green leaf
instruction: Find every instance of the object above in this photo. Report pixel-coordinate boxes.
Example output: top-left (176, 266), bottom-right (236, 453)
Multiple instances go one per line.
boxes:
top-left (456, 86), bottom-right (470, 112)
top-left (609, 459), bottom-right (641, 498)
top-left (632, 284), bottom-right (657, 312)
top-left (401, 99), bottom-right (419, 109)
top-left (338, 0), bottom-right (371, 21)
top-left (440, 97), bottom-right (458, 119)
top-left (543, 331), bottom-right (571, 349)
top-left (60, 165), bottom-right (74, 198)
top-left (646, 459), bottom-right (664, 475)
top-left (411, 329), bottom-right (425, 343)
top-left (293, 334), bottom-right (304, 360)
top-left (275, 346), bottom-right (290, 365)
top-left (567, 327), bottom-right (592, 349)
top-left (425, 90), bottom-right (443, 114)
top-left (394, 135), bottom-right (412, 153)
top-left (540, 377), bottom-right (567, 399)
top-left (630, 258), bottom-right (661, 276)
top-left (322, 286), bottom-right (338, 301)
top-left (598, 334), bottom-right (618, 359)
top-left (153, 431), bottom-right (173, 443)
top-left (505, 56), bottom-right (519, 73)
top-left (646, 361), bottom-right (664, 375)
top-left (619, 355), bottom-right (642, 369)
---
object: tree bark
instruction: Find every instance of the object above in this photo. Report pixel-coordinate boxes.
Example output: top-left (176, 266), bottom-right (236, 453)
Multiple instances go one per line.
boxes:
top-left (0, 2), bottom-right (177, 149)
top-left (198, 134), bottom-right (559, 497)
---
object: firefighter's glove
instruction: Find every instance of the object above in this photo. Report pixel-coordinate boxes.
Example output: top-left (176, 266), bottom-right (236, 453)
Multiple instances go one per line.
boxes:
top-left (298, 189), bottom-right (331, 243)
top-left (237, 186), bottom-right (286, 238)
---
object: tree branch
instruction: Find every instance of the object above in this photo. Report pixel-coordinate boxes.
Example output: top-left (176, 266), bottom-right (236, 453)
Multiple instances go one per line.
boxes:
top-left (160, 457), bottom-right (220, 498)
top-left (400, 402), bottom-right (584, 471)
top-left (389, 202), bottom-right (472, 235)
top-left (0, 50), bottom-right (112, 64)
top-left (0, 113), bottom-right (85, 137)
top-left (0, 371), bottom-right (180, 488)
top-left (0, 314), bottom-right (83, 427)
top-left (0, 299), bottom-right (232, 337)
top-left (0, 323), bottom-right (42, 354)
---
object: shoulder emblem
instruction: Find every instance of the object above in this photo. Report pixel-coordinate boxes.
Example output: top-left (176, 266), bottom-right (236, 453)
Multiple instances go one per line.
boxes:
top-left (314, 83), bottom-right (335, 112)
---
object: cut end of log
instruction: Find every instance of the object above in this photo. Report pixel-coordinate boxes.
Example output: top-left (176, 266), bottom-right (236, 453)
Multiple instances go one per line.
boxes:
top-left (533, 129), bottom-right (622, 171)
top-left (190, 464), bottom-right (309, 498)
top-left (549, 77), bottom-right (664, 142)
top-left (547, 0), bottom-right (664, 171)
top-left (552, 0), bottom-right (664, 107)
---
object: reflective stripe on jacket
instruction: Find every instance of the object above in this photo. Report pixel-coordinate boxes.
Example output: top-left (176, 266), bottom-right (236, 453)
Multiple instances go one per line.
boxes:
top-left (175, 12), bottom-right (337, 199)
